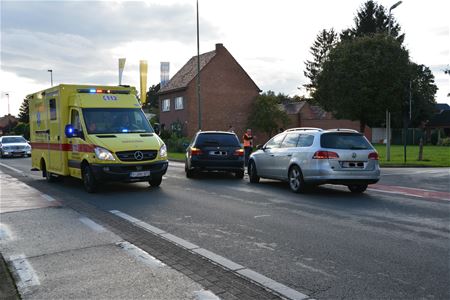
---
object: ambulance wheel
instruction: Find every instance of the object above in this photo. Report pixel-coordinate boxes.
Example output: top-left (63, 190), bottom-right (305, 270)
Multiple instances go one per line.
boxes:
top-left (149, 176), bottom-right (162, 187)
top-left (82, 166), bottom-right (98, 193)
top-left (43, 162), bottom-right (56, 183)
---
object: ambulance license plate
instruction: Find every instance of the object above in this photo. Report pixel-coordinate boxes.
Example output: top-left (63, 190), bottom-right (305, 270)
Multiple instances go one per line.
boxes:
top-left (130, 171), bottom-right (150, 178)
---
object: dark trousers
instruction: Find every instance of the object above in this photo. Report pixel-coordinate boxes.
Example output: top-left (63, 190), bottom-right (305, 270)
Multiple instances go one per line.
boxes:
top-left (244, 146), bottom-right (252, 167)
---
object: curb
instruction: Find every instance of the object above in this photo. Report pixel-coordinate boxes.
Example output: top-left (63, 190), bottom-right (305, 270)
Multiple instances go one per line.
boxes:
top-left (0, 253), bottom-right (20, 300)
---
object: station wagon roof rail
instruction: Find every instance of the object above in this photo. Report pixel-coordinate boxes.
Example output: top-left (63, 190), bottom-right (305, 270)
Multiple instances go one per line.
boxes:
top-left (285, 127), bottom-right (323, 132)
top-left (326, 128), bottom-right (360, 133)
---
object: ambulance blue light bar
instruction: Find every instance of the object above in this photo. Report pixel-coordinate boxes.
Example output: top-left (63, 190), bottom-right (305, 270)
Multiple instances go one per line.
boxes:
top-left (77, 88), bottom-right (130, 94)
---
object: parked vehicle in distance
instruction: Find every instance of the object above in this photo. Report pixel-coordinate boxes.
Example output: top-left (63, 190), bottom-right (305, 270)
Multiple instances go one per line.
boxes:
top-left (0, 135), bottom-right (32, 158)
top-left (185, 131), bottom-right (245, 178)
top-left (248, 128), bottom-right (380, 193)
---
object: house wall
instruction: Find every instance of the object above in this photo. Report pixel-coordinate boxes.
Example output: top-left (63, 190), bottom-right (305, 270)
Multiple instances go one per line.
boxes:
top-left (160, 44), bottom-right (260, 140)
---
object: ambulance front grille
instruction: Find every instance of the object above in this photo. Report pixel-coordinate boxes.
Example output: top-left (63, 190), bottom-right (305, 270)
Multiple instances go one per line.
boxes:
top-left (116, 150), bottom-right (158, 162)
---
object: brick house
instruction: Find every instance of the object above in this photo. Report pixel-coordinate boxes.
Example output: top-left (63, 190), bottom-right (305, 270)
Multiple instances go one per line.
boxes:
top-left (158, 43), bottom-right (260, 138)
top-left (281, 101), bottom-right (372, 141)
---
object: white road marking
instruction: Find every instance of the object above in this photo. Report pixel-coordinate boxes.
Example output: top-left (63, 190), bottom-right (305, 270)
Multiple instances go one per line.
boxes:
top-left (295, 261), bottom-right (336, 278)
top-left (41, 194), bottom-right (56, 202)
top-left (0, 223), bottom-right (12, 240)
top-left (193, 289), bottom-right (220, 300)
top-left (79, 217), bottom-right (106, 232)
top-left (111, 209), bottom-right (311, 300)
top-left (9, 254), bottom-right (40, 294)
top-left (0, 162), bottom-right (25, 175)
top-left (117, 241), bottom-right (165, 268)
top-left (254, 215), bottom-right (271, 218)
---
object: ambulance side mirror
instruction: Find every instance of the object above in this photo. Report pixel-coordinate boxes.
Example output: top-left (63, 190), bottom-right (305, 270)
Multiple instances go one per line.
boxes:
top-left (65, 124), bottom-right (79, 138)
top-left (153, 123), bottom-right (161, 135)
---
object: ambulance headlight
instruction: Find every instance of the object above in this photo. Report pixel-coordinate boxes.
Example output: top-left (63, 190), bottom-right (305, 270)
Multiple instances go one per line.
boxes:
top-left (159, 144), bottom-right (167, 158)
top-left (94, 147), bottom-right (115, 161)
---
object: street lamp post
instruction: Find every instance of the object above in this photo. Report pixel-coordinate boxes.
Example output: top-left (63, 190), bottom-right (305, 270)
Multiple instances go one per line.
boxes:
top-left (196, 0), bottom-right (202, 130)
top-left (5, 93), bottom-right (10, 115)
top-left (48, 69), bottom-right (53, 86)
top-left (386, 0), bottom-right (402, 161)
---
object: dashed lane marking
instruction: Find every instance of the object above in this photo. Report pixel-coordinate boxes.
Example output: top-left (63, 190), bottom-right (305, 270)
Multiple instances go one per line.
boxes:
top-left (110, 209), bottom-right (310, 300)
top-left (79, 217), bottom-right (107, 232)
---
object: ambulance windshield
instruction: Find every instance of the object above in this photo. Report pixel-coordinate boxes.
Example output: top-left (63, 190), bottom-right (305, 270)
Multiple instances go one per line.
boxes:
top-left (82, 108), bottom-right (154, 134)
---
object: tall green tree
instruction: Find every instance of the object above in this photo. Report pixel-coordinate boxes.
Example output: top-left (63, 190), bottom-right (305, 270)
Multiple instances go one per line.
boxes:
top-left (341, 0), bottom-right (404, 42)
top-left (303, 29), bottom-right (338, 94)
top-left (248, 92), bottom-right (290, 137)
top-left (405, 64), bottom-right (437, 128)
top-left (18, 98), bottom-right (30, 123)
top-left (313, 34), bottom-right (410, 132)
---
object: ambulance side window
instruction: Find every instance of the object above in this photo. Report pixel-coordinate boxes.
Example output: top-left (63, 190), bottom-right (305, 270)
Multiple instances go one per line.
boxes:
top-left (71, 110), bottom-right (82, 134)
top-left (49, 99), bottom-right (57, 120)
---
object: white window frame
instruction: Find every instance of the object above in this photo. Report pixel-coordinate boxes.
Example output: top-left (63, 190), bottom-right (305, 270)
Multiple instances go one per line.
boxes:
top-left (175, 97), bottom-right (184, 110)
top-left (162, 99), bottom-right (170, 112)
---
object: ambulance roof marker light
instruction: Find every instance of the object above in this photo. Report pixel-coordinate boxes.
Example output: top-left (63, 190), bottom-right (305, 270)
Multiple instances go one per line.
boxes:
top-left (96, 89), bottom-right (102, 93)
top-left (89, 89), bottom-right (96, 93)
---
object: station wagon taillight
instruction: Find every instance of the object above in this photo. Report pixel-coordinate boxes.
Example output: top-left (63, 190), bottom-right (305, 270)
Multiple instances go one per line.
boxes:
top-left (313, 151), bottom-right (339, 159)
top-left (368, 152), bottom-right (379, 160)
top-left (233, 149), bottom-right (244, 156)
top-left (190, 147), bottom-right (203, 156)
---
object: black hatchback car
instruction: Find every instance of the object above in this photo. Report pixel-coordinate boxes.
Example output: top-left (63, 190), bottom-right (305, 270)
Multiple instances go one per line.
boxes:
top-left (185, 131), bottom-right (245, 178)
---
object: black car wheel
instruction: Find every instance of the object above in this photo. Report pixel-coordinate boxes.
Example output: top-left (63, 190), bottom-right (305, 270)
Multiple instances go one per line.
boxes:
top-left (288, 165), bottom-right (305, 193)
top-left (248, 160), bottom-right (260, 183)
top-left (348, 184), bottom-right (368, 193)
top-left (82, 166), bottom-right (98, 193)
top-left (149, 176), bottom-right (162, 187)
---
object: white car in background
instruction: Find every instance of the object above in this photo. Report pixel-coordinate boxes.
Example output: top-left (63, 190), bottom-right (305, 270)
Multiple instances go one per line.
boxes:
top-left (248, 128), bottom-right (380, 193)
top-left (0, 135), bottom-right (32, 158)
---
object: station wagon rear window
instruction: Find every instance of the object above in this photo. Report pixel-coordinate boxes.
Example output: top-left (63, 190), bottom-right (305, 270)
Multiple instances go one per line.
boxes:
top-left (196, 134), bottom-right (240, 147)
top-left (320, 133), bottom-right (372, 150)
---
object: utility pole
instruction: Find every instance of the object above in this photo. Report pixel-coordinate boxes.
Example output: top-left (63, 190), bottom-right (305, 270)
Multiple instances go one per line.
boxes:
top-left (386, 1), bottom-right (403, 161)
top-left (48, 69), bottom-right (53, 86)
top-left (196, 0), bottom-right (202, 130)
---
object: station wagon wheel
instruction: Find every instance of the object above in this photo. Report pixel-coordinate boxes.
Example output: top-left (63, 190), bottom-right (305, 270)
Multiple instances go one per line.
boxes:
top-left (348, 184), bottom-right (368, 193)
top-left (248, 160), bottom-right (260, 183)
top-left (288, 165), bottom-right (305, 193)
top-left (82, 165), bottom-right (98, 193)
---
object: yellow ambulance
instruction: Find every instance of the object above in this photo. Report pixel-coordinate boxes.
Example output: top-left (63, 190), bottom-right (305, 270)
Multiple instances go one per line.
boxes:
top-left (28, 84), bottom-right (168, 192)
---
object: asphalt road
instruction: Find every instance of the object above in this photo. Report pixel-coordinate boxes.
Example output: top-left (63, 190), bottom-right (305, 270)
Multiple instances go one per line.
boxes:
top-left (1, 157), bottom-right (449, 299)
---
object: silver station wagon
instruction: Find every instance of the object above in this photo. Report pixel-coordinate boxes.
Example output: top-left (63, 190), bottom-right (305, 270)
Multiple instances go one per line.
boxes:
top-left (248, 128), bottom-right (380, 193)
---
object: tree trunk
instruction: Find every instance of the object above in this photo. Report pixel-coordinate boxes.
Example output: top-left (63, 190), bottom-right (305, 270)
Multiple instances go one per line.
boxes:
top-left (359, 120), bottom-right (366, 135)
top-left (418, 138), bottom-right (423, 161)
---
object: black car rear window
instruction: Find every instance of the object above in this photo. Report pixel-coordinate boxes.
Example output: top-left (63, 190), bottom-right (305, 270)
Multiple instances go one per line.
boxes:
top-left (320, 133), bottom-right (372, 150)
top-left (195, 133), bottom-right (240, 147)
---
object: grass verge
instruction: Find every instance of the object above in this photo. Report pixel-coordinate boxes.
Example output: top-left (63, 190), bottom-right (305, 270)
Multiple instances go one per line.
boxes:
top-left (374, 144), bottom-right (450, 167)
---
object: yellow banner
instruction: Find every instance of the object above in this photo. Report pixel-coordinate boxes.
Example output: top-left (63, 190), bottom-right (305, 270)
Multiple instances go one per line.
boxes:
top-left (139, 60), bottom-right (148, 105)
top-left (118, 58), bottom-right (126, 85)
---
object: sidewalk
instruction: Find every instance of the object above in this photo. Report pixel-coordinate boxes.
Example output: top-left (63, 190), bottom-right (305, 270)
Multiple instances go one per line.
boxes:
top-left (0, 171), bottom-right (214, 299)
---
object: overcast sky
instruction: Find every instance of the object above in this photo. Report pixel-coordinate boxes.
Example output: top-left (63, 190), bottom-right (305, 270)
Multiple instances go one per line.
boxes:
top-left (1, 0), bottom-right (449, 116)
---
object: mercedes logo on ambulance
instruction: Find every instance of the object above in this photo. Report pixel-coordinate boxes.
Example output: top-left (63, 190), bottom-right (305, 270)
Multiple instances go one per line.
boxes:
top-left (134, 151), bottom-right (144, 161)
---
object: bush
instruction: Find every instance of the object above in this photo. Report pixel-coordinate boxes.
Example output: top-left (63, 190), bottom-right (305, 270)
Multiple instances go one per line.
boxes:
top-left (163, 133), bottom-right (190, 153)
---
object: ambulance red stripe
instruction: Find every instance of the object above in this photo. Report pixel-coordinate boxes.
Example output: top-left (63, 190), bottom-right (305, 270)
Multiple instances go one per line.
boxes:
top-left (30, 143), bottom-right (95, 153)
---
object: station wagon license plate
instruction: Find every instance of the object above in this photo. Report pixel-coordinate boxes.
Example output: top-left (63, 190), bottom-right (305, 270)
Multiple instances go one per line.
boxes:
top-left (130, 171), bottom-right (150, 178)
top-left (209, 151), bottom-right (227, 156)
top-left (340, 161), bottom-right (365, 168)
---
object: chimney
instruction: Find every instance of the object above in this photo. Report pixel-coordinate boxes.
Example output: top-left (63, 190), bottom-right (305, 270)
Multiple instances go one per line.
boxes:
top-left (215, 43), bottom-right (224, 52)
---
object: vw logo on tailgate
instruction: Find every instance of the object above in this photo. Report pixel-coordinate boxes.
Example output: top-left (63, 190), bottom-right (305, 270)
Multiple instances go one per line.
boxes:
top-left (134, 151), bottom-right (144, 161)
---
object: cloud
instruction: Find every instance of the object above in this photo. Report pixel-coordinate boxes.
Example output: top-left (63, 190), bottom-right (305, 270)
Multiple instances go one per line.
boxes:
top-left (1, 1), bottom-right (218, 85)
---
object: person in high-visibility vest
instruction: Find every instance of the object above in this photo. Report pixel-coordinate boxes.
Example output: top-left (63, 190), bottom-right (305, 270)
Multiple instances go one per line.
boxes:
top-left (243, 128), bottom-right (254, 167)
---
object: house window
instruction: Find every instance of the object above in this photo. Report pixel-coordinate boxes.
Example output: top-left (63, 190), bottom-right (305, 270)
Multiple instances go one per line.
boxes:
top-left (162, 99), bottom-right (170, 112)
top-left (175, 97), bottom-right (184, 110)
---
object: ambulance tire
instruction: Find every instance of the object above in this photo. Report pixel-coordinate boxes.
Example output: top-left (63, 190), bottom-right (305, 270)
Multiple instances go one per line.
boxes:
top-left (82, 165), bottom-right (98, 193)
top-left (42, 161), bottom-right (56, 183)
top-left (149, 176), bottom-right (162, 187)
